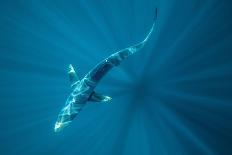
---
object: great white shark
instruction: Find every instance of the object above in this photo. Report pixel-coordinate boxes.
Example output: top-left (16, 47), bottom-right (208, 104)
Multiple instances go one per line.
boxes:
top-left (54, 9), bottom-right (158, 132)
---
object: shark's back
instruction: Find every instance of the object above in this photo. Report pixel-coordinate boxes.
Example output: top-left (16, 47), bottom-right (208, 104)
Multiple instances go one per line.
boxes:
top-left (86, 9), bottom-right (157, 84)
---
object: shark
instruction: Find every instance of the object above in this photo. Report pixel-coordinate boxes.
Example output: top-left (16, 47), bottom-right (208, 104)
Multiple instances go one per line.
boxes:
top-left (54, 9), bottom-right (158, 132)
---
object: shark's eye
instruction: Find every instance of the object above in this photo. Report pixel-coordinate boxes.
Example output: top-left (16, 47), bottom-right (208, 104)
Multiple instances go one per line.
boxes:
top-left (61, 114), bottom-right (70, 122)
top-left (56, 115), bottom-right (62, 122)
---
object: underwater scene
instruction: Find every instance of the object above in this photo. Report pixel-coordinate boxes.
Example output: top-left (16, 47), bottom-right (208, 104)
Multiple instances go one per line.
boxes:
top-left (0, 0), bottom-right (232, 155)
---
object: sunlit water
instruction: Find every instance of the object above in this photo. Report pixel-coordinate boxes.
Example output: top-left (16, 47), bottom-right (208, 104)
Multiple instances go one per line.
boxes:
top-left (0, 0), bottom-right (232, 155)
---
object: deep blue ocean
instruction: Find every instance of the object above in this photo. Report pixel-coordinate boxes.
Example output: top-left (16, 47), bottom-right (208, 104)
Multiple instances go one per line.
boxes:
top-left (0, 0), bottom-right (232, 155)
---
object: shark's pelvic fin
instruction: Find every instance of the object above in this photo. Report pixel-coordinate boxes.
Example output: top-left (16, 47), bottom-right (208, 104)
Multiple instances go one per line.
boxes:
top-left (68, 64), bottom-right (80, 88)
top-left (88, 91), bottom-right (112, 102)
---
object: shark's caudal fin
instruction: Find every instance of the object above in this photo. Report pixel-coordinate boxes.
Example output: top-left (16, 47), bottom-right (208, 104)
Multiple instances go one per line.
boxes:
top-left (118, 8), bottom-right (158, 57)
top-left (133, 8), bottom-right (158, 51)
top-left (88, 91), bottom-right (112, 102)
top-left (142, 8), bottom-right (157, 43)
top-left (68, 64), bottom-right (80, 88)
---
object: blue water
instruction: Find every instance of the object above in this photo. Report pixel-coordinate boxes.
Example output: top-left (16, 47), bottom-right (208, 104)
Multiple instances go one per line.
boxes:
top-left (0, 0), bottom-right (232, 155)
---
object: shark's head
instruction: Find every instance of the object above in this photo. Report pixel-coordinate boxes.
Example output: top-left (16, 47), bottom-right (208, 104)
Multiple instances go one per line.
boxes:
top-left (54, 114), bottom-right (72, 132)
top-left (54, 94), bottom-right (84, 132)
top-left (54, 101), bottom-right (76, 132)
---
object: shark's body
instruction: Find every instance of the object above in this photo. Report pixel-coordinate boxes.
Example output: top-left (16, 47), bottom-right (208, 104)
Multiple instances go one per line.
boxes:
top-left (54, 9), bottom-right (157, 132)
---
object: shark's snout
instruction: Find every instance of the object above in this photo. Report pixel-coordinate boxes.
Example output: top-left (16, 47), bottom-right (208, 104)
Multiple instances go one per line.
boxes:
top-left (54, 121), bottom-right (70, 132)
top-left (54, 122), bottom-right (62, 132)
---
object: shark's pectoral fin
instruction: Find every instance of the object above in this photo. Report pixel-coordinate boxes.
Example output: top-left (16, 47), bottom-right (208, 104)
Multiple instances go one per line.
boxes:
top-left (68, 64), bottom-right (80, 88)
top-left (88, 91), bottom-right (112, 102)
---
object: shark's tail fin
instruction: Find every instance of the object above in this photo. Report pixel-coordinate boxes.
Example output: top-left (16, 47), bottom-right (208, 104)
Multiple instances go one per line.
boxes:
top-left (142, 8), bottom-right (158, 43)
top-left (126, 8), bottom-right (158, 53)
top-left (102, 8), bottom-right (158, 68)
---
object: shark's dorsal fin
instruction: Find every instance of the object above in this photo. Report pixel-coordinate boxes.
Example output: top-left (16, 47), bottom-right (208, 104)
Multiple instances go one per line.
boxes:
top-left (88, 91), bottom-right (112, 102)
top-left (68, 64), bottom-right (80, 88)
